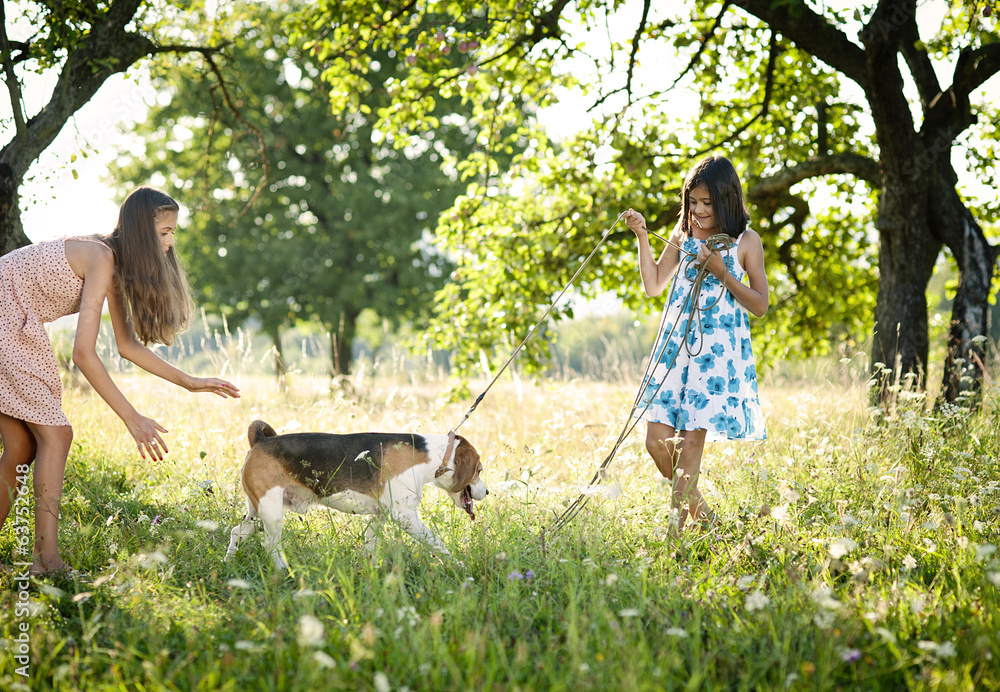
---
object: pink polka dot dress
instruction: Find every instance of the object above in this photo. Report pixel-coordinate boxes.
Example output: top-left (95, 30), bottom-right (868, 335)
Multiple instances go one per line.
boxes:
top-left (0, 238), bottom-right (104, 427)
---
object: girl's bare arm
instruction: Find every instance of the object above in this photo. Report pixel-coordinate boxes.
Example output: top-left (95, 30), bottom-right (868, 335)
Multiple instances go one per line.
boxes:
top-left (696, 229), bottom-right (769, 317)
top-left (107, 286), bottom-right (240, 398)
top-left (69, 245), bottom-right (170, 459)
top-left (625, 209), bottom-right (682, 298)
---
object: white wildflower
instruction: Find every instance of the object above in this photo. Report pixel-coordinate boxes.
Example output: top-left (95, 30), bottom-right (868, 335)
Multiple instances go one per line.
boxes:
top-left (745, 590), bottom-right (769, 612)
top-left (976, 544), bottom-right (997, 561)
top-left (813, 610), bottom-right (835, 628)
top-left (313, 651), bottom-right (336, 668)
top-left (618, 608), bottom-right (640, 618)
top-left (195, 520), bottom-right (219, 531)
top-left (605, 573), bottom-right (619, 587)
top-left (829, 537), bottom-right (857, 559)
top-left (902, 554), bottom-right (917, 570)
top-left (298, 615), bottom-right (325, 647)
top-left (811, 584), bottom-right (840, 611)
top-left (226, 578), bottom-right (252, 590)
top-left (910, 595), bottom-right (925, 615)
top-left (987, 572), bottom-right (1000, 586)
top-left (736, 575), bottom-right (755, 591)
top-left (935, 641), bottom-right (957, 659)
top-left (374, 672), bottom-right (391, 692)
top-left (234, 640), bottom-right (263, 653)
top-left (875, 628), bottom-right (897, 644)
top-left (665, 627), bottom-right (688, 637)
top-left (778, 485), bottom-right (801, 504)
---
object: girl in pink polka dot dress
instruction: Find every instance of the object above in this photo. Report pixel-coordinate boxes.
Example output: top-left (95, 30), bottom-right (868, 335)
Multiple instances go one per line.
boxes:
top-left (0, 187), bottom-right (240, 577)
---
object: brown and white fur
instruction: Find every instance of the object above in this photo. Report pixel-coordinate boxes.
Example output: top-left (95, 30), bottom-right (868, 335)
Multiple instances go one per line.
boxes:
top-left (225, 420), bottom-right (487, 570)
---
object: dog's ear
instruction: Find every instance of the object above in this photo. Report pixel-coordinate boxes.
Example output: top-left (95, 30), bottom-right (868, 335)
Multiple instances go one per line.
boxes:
top-left (450, 437), bottom-right (480, 492)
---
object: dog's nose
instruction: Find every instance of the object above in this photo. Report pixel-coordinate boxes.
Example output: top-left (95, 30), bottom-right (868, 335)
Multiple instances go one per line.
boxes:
top-left (485, 489), bottom-right (490, 495)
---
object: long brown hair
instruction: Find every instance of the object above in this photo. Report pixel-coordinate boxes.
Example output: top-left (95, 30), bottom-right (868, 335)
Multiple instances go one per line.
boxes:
top-left (679, 155), bottom-right (751, 239)
top-left (101, 187), bottom-right (192, 345)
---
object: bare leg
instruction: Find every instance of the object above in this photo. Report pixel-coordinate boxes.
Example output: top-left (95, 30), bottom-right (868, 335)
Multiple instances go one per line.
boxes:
top-left (645, 423), bottom-right (713, 531)
top-left (24, 421), bottom-right (73, 574)
top-left (0, 413), bottom-right (38, 534)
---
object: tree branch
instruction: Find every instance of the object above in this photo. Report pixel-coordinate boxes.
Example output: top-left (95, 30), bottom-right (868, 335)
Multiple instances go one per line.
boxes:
top-left (0, 2), bottom-right (27, 137)
top-left (663, 0), bottom-right (731, 94)
top-left (748, 153), bottom-right (882, 200)
top-left (899, 12), bottom-right (939, 107)
top-left (674, 30), bottom-right (778, 160)
top-left (731, 0), bottom-right (868, 90)
top-left (622, 0), bottom-right (651, 103)
top-left (923, 43), bottom-right (1000, 139)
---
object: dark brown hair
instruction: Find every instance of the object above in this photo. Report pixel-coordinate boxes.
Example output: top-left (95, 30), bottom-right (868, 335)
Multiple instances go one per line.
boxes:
top-left (101, 187), bottom-right (192, 345)
top-left (679, 155), bottom-right (751, 239)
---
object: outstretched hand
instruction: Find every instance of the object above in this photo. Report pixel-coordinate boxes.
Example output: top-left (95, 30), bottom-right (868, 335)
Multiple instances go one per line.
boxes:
top-left (125, 414), bottom-right (170, 461)
top-left (187, 377), bottom-right (241, 398)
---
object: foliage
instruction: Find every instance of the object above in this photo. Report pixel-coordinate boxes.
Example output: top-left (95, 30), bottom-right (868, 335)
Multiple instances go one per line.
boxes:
top-left (111, 0), bottom-right (494, 375)
top-left (291, 0), bottom-right (999, 381)
top-left (2, 359), bottom-right (1000, 690)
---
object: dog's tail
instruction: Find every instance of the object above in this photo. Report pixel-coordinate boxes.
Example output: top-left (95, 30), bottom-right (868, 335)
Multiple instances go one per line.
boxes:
top-left (248, 420), bottom-right (278, 447)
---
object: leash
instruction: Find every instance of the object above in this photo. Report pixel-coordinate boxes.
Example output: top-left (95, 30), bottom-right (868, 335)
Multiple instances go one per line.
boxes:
top-left (545, 231), bottom-right (736, 537)
top-left (447, 210), bottom-right (631, 437)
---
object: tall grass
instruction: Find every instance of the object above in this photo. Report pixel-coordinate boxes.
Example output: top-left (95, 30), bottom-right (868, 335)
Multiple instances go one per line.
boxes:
top-left (1, 329), bottom-right (998, 691)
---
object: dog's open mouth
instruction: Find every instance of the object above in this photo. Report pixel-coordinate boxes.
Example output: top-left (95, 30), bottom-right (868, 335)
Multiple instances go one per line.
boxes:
top-left (460, 486), bottom-right (476, 521)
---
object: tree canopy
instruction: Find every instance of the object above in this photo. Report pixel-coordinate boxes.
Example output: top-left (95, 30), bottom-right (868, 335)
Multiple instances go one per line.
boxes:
top-left (112, 0), bottom-right (500, 377)
top-left (294, 0), bottom-right (999, 402)
top-left (0, 0), bottom-right (230, 256)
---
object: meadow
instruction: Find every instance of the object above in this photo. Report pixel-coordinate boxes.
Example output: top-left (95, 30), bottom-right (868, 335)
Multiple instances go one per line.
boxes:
top-left (1, 334), bottom-right (999, 691)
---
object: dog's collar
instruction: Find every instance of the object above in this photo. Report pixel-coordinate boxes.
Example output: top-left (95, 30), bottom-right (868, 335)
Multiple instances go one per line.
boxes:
top-left (434, 431), bottom-right (458, 484)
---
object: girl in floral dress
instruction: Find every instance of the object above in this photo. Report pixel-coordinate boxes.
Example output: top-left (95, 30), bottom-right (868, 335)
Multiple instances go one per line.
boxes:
top-left (624, 155), bottom-right (768, 532)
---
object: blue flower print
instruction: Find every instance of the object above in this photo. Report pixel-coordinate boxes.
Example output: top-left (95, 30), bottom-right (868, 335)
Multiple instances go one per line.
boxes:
top-left (727, 396), bottom-right (740, 408)
top-left (690, 392), bottom-right (710, 410)
top-left (657, 339), bottom-right (680, 366)
top-left (695, 353), bottom-right (716, 373)
top-left (727, 360), bottom-right (736, 378)
top-left (709, 412), bottom-right (729, 434)
top-left (701, 313), bottom-right (718, 335)
top-left (725, 415), bottom-right (742, 437)
top-left (680, 366), bottom-right (689, 386)
top-left (741, 337), bottom-right (753, 360)
top-left (728, 377), bottom-right (741, 394)
top-left (719, 314), bottom-right (736, 347)
top-left (674, 409), bottom-right (690, 429)
top-left (706, 376), bottom-right (725, 395)
top-left (712, 342), bottom-right (725, 358)
top-left (744, 364), bottom-right (756, 382)
top-left (657, 389), bottom-right (678, 410)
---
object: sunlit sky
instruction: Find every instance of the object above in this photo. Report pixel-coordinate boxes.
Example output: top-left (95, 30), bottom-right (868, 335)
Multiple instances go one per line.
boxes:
top-left (3, 1), bottom-right (997, 250)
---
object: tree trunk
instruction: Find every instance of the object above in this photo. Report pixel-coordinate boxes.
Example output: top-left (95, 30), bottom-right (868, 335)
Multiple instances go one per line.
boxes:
top-left (934, 172), bottom-right (1000, 404)
top-left (870, 174), bottom-right (940, 395)
top-left (328, 312), bottom-right (357, 378)
top-left (0, 164), bottom-right (29, 256)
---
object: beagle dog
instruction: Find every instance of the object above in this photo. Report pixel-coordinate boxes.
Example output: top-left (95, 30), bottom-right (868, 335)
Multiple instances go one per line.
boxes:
top-left (225, 420), bottom-right (487, 570)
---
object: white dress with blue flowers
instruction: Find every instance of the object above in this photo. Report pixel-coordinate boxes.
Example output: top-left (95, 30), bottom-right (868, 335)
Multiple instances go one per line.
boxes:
top-left (637, 232), bottom-right (766, 441)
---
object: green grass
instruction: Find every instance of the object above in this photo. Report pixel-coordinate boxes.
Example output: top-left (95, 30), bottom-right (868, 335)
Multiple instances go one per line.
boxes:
top-left (2, 360), bottom-right (999, 691)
